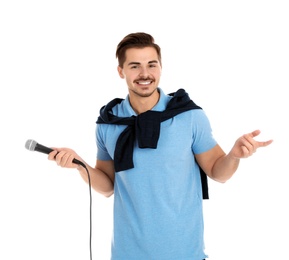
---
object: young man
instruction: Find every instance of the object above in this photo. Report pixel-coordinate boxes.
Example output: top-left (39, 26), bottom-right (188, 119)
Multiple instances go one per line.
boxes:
top-left (48, 32), bottom-right (273, 260)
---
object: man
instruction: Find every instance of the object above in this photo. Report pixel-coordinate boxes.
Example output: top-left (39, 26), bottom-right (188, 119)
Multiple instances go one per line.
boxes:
top-left (48, 32), bottom-right (273, 260)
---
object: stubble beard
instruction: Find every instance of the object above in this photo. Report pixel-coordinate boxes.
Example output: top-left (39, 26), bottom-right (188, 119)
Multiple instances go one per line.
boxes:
top-left (130, 86), bottom-right (158, 98)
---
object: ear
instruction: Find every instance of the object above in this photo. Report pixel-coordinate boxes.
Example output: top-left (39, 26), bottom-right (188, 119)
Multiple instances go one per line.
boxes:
top-left (117, 66), bottom-right (125, 79)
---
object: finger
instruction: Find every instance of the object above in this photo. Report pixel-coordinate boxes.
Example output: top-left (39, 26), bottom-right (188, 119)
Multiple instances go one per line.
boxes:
top-left (64, 153), bottom-right (76, 167)
top-left (257, 139), bottom-right (273, 148)
top-left (48, 150), bottom-right (58, 161)
top-left (55, 150), bottom-right (67, 165)
top-left (241, 145), bottom-right (250, 157)
top-left (59, 152), bottom-right (71, 167)
top-left (240, 135), bottom-right (255, 153)
top-left (250, 129), bottom-right (261, 138)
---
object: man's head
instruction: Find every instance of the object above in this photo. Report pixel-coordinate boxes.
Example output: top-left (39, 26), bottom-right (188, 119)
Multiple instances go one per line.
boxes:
top-left (116, 33), bottom-right (162, 101)
top-left (116, 32), bottom-right (162, 100)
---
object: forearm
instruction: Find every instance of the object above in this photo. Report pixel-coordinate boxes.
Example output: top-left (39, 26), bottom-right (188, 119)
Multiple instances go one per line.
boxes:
top-left (77, 164), bottom-right (114, 197)
top-left (211, 152), bottom-right (240, 183)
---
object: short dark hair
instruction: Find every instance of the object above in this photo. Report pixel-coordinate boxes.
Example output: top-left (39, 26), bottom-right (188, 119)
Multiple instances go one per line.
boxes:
top-left (116, 32), bottom-right (162, 68)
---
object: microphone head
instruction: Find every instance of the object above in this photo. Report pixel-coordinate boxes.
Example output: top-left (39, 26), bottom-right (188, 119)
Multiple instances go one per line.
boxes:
top-left (25, 139), bottom-right (37, 151)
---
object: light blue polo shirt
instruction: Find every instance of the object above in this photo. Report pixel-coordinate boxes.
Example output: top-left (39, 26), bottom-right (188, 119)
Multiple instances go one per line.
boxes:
top-left (96, 88), bottom-right (217, 260)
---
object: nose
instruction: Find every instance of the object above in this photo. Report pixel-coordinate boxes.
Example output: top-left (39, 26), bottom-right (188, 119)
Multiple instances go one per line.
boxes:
top-left (139, 67), bottom-right (149, 78)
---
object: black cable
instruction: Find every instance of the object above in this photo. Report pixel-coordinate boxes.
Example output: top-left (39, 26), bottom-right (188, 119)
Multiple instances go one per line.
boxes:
top-left (78, 162), bottom-right (92, 260)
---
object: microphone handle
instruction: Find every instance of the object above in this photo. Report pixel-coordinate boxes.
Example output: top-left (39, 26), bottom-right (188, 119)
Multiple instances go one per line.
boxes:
top-left (35, 143), bottom-right (53, 154)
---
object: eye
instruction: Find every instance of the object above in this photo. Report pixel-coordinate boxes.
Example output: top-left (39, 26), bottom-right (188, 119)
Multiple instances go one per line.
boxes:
top-left (130, 65), bottom-right (138, 69)
top-left (149, 64), bottom-right (157, 68)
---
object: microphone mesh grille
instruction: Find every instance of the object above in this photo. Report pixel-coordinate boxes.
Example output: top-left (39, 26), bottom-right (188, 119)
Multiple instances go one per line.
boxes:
top-left (25, 139), bottom-right (37, 151)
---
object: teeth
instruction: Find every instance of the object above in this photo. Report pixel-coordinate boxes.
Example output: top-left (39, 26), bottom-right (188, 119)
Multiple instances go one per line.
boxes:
top-left (138, 81), bottom-right (151, 85)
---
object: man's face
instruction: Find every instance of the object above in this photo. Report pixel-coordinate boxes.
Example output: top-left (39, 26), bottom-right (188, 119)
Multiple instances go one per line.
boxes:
top-left (117, 47), bottom-right (162, 98)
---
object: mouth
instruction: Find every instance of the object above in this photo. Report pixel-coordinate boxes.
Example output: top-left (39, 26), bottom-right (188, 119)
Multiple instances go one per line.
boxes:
top-left (135, 79), bottom-right (153, 85)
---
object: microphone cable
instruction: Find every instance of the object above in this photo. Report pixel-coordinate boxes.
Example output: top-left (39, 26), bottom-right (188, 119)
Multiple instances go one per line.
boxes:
top-left (24, 139), bottom-right (93, 259)
top-left (78, 161), bottom-right (93, 260)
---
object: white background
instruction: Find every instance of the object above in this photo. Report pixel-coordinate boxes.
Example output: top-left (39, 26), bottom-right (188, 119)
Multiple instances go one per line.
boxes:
top-left (1, 1), bottom-right (288, 259)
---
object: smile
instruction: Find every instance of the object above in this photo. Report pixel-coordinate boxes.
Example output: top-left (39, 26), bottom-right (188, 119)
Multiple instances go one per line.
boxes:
top-left (136, 80), bottom-right (153, 85)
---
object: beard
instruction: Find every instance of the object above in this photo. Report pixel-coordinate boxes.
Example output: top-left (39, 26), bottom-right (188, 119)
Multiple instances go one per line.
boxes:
top-left (131, 88), bottom-right (157, 98)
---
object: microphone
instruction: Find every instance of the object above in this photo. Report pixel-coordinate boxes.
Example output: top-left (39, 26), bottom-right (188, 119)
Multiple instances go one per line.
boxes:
top-left (25, 139), bottom-right (85, 167)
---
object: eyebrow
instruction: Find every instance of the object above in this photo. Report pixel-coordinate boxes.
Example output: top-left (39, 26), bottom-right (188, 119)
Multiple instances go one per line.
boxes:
top-left (128, 60), bottom-right (159, 66)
